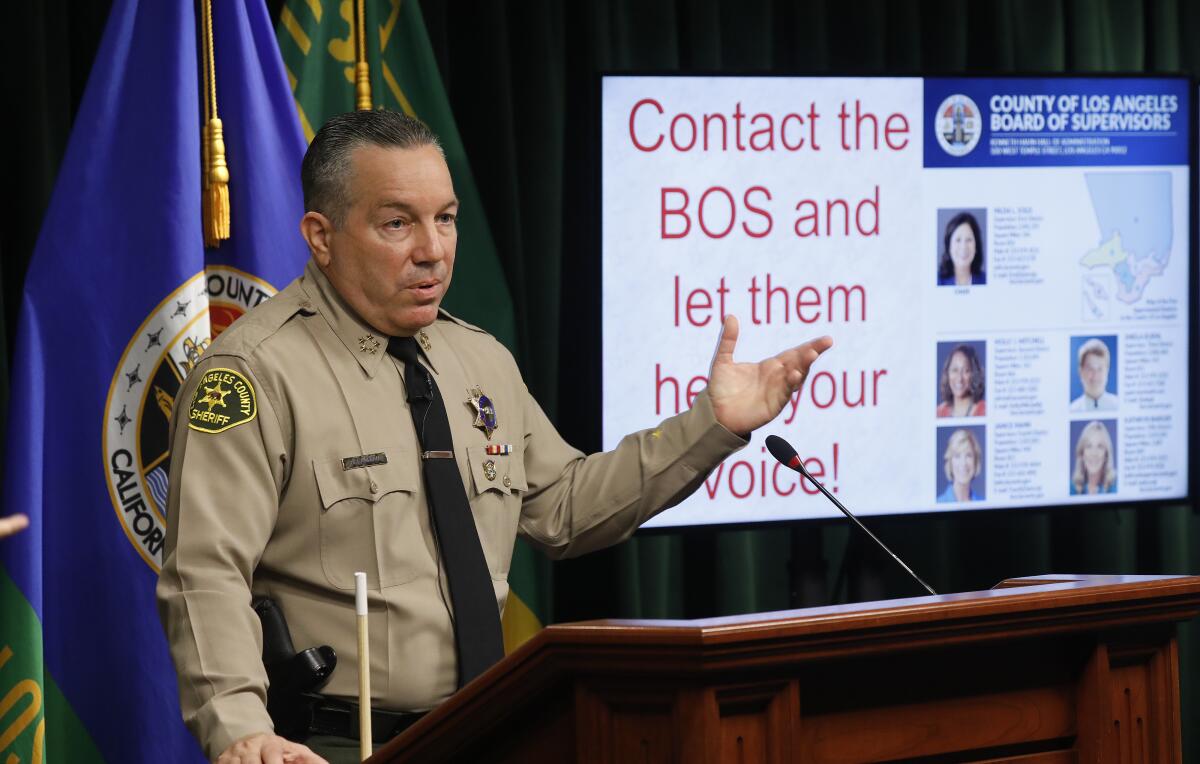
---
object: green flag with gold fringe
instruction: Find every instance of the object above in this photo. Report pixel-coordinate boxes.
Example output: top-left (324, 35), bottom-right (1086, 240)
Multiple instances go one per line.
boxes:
top-left (276, 0), bottom-right (546, 652)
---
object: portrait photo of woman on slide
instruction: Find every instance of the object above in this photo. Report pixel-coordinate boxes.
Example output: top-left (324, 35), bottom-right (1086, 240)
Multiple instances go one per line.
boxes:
top-left (937, 210), bottom-right (986, 286)
top-left (936, 342), bottom-right (986, 418)
top-left (1071, 420), bottom-right (1117, 495)
top-left (937, 427), bottom-right (985, 503)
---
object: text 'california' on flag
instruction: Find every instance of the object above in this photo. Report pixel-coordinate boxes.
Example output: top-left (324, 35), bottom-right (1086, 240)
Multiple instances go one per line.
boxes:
top-left (0, 0), bottom-right (307, 761)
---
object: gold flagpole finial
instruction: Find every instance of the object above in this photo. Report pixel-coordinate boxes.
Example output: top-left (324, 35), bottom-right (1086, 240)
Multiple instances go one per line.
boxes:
top-left (201, 0), bottom-right (230, 246)
top-left (355, 0), bottom-right (372, 110)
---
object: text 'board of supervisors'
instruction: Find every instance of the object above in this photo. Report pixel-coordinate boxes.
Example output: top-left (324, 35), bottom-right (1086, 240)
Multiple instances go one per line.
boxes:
top-left (601, 75), bottom-right (1190, 527)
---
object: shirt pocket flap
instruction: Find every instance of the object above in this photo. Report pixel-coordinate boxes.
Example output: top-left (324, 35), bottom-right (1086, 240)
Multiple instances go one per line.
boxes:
top-left (313, 447), bottom-right (420, 508)
top-left (465, 445), bottom-right (528, 495)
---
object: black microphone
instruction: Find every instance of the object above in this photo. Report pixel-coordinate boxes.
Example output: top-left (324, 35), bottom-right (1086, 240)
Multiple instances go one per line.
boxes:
top-left (765, 434), bottom-right (937, 597)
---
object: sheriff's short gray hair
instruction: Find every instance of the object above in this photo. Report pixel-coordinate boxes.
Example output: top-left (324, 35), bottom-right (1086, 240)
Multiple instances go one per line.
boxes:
top-left (301, 110), bottom-right (443, 225)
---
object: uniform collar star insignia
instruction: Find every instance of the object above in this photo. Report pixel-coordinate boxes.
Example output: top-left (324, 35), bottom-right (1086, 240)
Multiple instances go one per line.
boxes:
top-left (358, 333), bottom-right (380, 354)
top-left (467, 386), bottom-right (498, 440)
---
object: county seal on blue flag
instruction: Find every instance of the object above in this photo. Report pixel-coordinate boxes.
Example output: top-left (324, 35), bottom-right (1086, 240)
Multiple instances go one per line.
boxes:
top-left (103, 268), bottom-right (277, 569)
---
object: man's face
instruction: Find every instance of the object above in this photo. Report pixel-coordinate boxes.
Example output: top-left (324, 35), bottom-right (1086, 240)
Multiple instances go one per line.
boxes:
top-left (309, 144), bottom-right (458, 336)
top-left (1079, 352), bottom-right (1109, 399)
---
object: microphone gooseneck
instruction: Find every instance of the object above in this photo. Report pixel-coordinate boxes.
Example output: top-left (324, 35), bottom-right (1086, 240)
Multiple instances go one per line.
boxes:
top-left (765, 435), bottom-right (937, 597)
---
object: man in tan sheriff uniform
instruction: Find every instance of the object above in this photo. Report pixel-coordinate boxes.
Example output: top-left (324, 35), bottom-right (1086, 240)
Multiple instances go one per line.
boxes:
top-left (157, 110), bottom-right (832, 764)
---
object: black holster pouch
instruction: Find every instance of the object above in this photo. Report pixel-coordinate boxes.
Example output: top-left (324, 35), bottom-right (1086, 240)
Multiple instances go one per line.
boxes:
top-left (252, 596), bottom-right (337, 741)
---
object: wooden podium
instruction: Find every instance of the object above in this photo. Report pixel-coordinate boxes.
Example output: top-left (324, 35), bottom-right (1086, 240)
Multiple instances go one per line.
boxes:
top-left (370, 574), bottom-right (1200, 763)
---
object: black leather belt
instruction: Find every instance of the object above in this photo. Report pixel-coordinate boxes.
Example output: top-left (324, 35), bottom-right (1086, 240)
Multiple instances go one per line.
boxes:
top-left (305, 695), bottom-right (427, 744)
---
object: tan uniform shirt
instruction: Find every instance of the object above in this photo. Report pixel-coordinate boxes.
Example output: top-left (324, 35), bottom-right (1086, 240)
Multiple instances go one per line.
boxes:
top-left (156, 260), bottom-right (746, 759)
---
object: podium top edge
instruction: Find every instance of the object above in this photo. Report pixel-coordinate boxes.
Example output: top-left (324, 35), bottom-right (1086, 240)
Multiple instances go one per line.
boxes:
top-left (551, 574), bottom-right (1200, 638)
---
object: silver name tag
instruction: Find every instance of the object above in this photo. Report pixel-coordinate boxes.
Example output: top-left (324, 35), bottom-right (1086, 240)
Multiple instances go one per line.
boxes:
top-left (342, 452), bottom-right (388, 471)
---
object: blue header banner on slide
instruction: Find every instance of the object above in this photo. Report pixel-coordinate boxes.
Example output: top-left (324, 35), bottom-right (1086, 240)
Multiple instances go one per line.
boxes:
top-left (924, 77), bottom-right (1189, 168)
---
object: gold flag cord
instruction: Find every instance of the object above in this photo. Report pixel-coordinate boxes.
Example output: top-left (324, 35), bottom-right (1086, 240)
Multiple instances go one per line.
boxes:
top-left (355, 0), bottom-right (372, 110)
top-left (201, 0), bottom-right (230, 246)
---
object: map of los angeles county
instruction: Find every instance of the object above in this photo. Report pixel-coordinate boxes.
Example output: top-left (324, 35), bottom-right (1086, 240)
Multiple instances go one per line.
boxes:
top-left (1079, 171), bottom-right (1172, 307)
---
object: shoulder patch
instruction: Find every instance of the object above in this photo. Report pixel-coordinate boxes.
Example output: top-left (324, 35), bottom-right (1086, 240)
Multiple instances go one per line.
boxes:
top-left (188, 368), bottom-right (258, 434)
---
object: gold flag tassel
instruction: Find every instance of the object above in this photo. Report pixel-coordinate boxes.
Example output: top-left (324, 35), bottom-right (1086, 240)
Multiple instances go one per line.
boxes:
top-left (200, 0), bottom-right (230, 246)
top-left (355, 0), bottom-right (372, 110)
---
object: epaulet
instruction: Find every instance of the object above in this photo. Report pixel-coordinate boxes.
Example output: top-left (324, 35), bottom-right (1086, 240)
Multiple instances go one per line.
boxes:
top-left (204, 278), bottom-right (311, 359)
top-left (436, 308), bottom-right (488, 334)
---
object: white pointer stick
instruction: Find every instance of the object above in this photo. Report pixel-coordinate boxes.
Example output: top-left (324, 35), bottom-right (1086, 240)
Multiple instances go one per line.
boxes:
top-left (355, 571), bottom-right (372, 760)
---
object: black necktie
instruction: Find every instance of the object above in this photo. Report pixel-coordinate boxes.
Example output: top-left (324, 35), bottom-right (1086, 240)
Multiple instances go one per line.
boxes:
top-left (388, 336), bottom-right (505, 686)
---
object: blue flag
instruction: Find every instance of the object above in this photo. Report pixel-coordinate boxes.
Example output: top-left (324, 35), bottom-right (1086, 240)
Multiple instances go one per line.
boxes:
top-left (1, 0), bottom-right (307, 760)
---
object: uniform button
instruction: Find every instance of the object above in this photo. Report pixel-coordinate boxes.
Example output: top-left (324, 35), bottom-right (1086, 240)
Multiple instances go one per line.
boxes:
top-left (502, 475), bottom-right (512, 488)
top-left (370, 480), bottom-right (379, 493)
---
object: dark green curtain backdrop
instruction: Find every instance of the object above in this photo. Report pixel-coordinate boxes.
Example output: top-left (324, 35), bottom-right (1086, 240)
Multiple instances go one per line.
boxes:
top-left (417, 4), bottom-right (1200, 754)
top-left (6, 0), bottom-right (1200, 757)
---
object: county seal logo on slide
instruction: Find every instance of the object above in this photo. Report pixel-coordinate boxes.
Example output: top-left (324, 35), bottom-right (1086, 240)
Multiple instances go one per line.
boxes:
top-left (103, 266), bottom-right (276, 572)
top-left (934, 94), bottom-right (982, 157)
